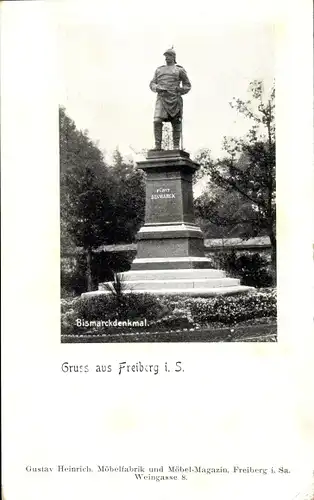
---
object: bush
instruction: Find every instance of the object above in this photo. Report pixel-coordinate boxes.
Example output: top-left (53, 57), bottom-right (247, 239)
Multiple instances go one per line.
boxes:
top-left (61, 297), bottom-right (82, 334)
top-left (60, 292), bottom-right (170, 336)
top-left (61, 288), bottom-right (277, 336)
top-left (214, 250), bottom-right (274, 288)
top-left (78, 293), bottom-right (170, 322)
top-left (178, 288), bottom-right (276, 326)
top-left (60, 250), bottom-right (135, 296)
top-left (153, 288), bottom-right (276, 326)
top-left (61, 256), bottom-right (87, 296)
top-left (153, 306), bottom-right (195, 330)
top-left (92, 251), bottom-right (134, 284)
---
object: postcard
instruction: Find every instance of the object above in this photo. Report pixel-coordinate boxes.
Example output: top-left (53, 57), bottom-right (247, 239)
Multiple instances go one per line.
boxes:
top-left (2, 0), bottom-right (313, 499)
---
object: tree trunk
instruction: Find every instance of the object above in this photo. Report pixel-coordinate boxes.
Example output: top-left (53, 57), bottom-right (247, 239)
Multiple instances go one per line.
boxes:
top-left (86, 248), bottom-right (93, 292)
top-left (269, 231), bottom-right (277, 285)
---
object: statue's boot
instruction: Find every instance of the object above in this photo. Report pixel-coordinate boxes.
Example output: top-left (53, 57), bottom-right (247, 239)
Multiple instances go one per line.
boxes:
top-left (172, 119), bottom-right (181, 149)
top-left (153, 121), bottom-right (163, 150)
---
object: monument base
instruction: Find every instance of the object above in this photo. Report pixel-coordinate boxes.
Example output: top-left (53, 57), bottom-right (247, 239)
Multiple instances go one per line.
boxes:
top-left (85, 149), bottom-right (253, 298)
top-left (90, 267), bottom-right (252, 298)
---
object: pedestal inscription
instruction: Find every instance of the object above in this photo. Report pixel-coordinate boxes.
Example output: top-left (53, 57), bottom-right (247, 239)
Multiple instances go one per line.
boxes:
top-left (146, 178), bottom-right (180, 224)
top-left (151, 187), bottom-right (176, 199)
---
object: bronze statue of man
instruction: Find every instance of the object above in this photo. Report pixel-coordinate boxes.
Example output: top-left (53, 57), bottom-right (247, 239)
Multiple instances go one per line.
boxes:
top-left (150, 48), bottom-right (191, 150)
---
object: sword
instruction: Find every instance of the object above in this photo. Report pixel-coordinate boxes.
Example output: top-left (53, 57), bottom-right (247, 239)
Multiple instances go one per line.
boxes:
top-left (181, 112), bottom-right (184, 150)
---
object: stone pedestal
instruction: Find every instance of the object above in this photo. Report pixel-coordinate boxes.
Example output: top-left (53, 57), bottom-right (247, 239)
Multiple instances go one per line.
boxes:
top-left (132, 149), bottom-right (207, 270)
top-left (94, 149), bottom-right (252, 297)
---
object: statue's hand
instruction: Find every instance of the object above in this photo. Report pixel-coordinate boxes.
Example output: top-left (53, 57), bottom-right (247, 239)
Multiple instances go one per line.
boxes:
top-left (156, 85), bottom-right (167, 94)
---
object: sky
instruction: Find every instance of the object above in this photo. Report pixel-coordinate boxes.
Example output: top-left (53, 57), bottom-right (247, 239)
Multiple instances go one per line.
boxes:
top-left (56, 0), bottom-right (276, 163)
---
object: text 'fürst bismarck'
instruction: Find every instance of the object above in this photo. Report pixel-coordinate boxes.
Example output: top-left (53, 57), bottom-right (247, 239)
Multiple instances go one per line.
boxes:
top-left (151, 187), bottom-right (176, 199)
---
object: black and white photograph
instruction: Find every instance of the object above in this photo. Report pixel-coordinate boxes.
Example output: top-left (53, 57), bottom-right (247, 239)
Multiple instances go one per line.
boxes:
top-left (2, 1), bottom-right (314, 500)
top-left (59, 5), bottom-right (276, 343)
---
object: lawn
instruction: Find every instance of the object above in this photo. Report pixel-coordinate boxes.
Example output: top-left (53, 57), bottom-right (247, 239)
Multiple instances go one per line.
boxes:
top-left (61, 318), bottom-right (277, 343)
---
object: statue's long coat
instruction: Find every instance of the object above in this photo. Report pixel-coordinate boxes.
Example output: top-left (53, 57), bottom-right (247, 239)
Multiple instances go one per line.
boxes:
top-left (150, 64), bottom-right (191, 121)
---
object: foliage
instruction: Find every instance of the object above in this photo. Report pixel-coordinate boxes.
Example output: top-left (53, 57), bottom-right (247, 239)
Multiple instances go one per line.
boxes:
top-left (101, 272), bottom-right (127, 309)
top-left (213, 250), bottom-right (274, 288)
top-left (61, 288), bottom-right (276, 336)
top-left (92, 250), bottom-right (133, 282)
top-left (107, 148), bottom-right (145, 243)
top-left (194, 80), bottom-right (276, 266)
top-left (193, 148), bottom-right (215, 184)
top-left (78, 293), bottom-right (169, 322)
top-left (195, 187), bottom-right (259, 238)
top-left (61, 256), bottom-right (87, 297)
top-left (60, 108), bottom-right (145, 291)
top-left (60, 107), bottom-right (112, 250)
top-left (170, 288), bottom-right (276, 326)
top-left (152, 311), bottom-right (194, 330)
top-left (60, 297), bottom-right (82, 335)
top-left (61, 293), bottom-right (169, 336)
top-left (60, 107), bottom-right (114, 290)
top-left (60, 251), bottom-right (134, 297)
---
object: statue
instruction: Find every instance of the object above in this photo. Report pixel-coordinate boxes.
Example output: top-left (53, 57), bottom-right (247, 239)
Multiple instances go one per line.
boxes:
top-left (150, 48), bottom-right (191, 150)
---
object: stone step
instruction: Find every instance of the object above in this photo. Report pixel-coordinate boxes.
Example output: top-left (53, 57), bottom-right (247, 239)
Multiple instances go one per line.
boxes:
top-left (119, 268), bottom-right (226, 281)
top-left (83, 285), bottom-right (252, 298)
top-left (126, 278), bottom-right (239, 290)
top-left (99, 277), bottom-right (240, 291)
top-left (131, 256), bottom-right (219, 270)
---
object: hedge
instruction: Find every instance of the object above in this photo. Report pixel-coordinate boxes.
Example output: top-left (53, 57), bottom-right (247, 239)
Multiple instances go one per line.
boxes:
top-left (61, 288), bottom-right (276, 335)
top-left (213, 250), bottom-right (274, 288)
top-left (177, 289), bottom-right (276, 325)
top-left (79, 293), bottom-right (170, 321)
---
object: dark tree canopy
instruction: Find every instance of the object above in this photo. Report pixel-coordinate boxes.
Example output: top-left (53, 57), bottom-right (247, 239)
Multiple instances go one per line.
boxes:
top-left (60, 109), bottom-right (145, 249)
top-left (106, 147), bottom-right (145, 243)
top-left (60, 107), bottom-right (112, 251)
top-left (60, 108), bottom-right (145, 290)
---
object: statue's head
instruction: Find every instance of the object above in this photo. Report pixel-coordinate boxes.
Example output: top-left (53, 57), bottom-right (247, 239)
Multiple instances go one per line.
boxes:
top-left (163, 48), bottom-right (176, 65)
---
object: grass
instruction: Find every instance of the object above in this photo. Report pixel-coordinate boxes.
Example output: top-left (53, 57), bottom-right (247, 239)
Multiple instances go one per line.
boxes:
top-left (61, 318), bottom-right (277, 343)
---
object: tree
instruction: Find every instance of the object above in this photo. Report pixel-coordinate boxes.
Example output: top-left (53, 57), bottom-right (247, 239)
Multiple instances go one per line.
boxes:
top-left (194, 148), bottom-right (263, 238)
top-left (60, 106), bottom-right (114, 290)
top-left (195, 184), bottom-right (259, 239)
top-left (107, 147), bottom-right (145, 243)
top-left (195, 80), bottom-right (276, 270)
top-left (60, 111), bottom-right (146, 292)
